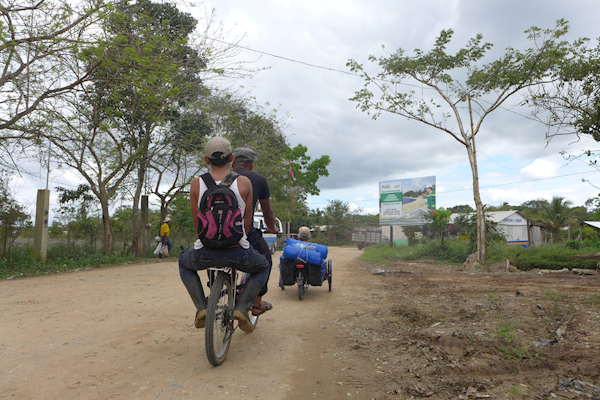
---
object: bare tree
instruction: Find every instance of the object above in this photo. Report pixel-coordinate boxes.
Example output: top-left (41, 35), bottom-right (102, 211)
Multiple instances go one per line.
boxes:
top-left (0, 0), bottom-right (106, 134)
top-left (348, 20), bottom-right (584, 263)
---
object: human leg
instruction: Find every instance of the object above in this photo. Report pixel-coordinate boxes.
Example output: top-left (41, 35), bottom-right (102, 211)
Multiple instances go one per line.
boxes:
top-left (222, 247), bottom-right (270, 332)
top-left (179, 248), bottom-right (207, 328)
top-left (247, 229), bottom-right (272, 297)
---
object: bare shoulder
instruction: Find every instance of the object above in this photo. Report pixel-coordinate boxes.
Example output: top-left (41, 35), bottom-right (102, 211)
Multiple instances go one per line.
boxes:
top-left (237, 174), bottom-right (251, 186)
top-left (236, 174), bottom-right (252, 195)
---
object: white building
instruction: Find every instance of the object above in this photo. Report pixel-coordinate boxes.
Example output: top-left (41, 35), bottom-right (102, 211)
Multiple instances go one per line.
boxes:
top-left (450, 210), bottom-right (540, 247)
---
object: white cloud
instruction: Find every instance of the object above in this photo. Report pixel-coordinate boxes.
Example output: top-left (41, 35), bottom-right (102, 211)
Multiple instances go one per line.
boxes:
top-left (485, 188), bottom-right (546, 205)
top-left (520, 159), bottom-right (560, 180)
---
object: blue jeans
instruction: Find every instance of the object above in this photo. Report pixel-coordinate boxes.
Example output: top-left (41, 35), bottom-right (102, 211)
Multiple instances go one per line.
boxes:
top-left (179, 246), bottom-right (269, 288)
top-left (161, 236), bottom-right (172, 252)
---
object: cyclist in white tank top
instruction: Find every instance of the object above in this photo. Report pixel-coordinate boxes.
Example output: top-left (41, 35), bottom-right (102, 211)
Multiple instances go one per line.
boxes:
top-left (179, 137), bottom-right (271, 334)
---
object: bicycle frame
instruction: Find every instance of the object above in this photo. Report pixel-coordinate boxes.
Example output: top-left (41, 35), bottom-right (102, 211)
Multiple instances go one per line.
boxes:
top-left (207, 266), bottom-right (238, 307)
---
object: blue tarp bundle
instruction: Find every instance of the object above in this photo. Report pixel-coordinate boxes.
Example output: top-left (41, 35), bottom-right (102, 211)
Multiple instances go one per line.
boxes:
top-left (280, 239), bottom-right (328, 285)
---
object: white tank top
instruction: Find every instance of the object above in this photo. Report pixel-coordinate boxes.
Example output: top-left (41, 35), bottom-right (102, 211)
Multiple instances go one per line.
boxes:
top-left (194, 175), bottom-right (249, 250)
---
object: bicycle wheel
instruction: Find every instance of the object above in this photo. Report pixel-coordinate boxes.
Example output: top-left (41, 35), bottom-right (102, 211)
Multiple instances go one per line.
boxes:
top-left (327, 259), bottom-right (332, 292)
top-left (205, 271), bottom-right (234, 366)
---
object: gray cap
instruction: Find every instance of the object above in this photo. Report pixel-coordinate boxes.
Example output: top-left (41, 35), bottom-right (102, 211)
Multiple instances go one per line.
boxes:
top-left (205, 137), bottom-right (232, 159)
top-left (232, 147), bottom-right (256, 163)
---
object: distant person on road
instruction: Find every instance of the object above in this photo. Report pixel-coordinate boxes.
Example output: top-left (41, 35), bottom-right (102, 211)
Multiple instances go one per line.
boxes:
top-left (232, 147), bottom-right (279, 316)
top-left (160, 217), bottom-right (172, 256)
top-left (298, 226), bottom-right (311, 242)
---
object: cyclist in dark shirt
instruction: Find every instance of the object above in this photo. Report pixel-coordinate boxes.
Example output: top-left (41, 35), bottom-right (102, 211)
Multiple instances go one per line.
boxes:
top-left (232, 147), bottom-right (279, 315)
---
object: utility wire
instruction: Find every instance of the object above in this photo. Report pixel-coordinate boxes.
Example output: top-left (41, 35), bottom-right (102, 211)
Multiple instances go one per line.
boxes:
top-left (308, 169), bottom-right (600, 206)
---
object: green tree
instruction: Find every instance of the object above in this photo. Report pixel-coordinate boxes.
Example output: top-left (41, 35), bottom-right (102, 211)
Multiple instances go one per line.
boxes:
top-left (487, 202), bottom-right (515, 212)
top-left (518, 198), bottom-right (551, 222)
top-left (322, 200), bottom-right (356, 245)
top-left (539, 196), bottom-right (575, 239)
top-left (203, 94), bottom-right (331, 226)
top-left (0, 172), bottom-right (30, 258)
top-left (55, 184), bottom-right (99, 250)
top-left (449, 212), bottom-right (506, 253)
top-left (0, 0), bottom-right (105, 135)
top-left (88, 0), bottom-right (208, 255)
top-left (347, 20), bottom-right (583, 263)
top-left (528, 40), bottom-right (600, 139)
top-left (424, 207), bottom-right (452, 247)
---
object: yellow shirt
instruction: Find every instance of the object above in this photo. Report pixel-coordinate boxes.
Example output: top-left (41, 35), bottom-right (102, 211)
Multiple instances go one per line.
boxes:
top-left (160, 222), bottom-right (170, 237)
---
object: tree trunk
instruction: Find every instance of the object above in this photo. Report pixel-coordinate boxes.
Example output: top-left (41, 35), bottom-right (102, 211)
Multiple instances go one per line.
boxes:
top-left (1, 219), bottom-right (7, 258)
top-left (131, 126), bottom-right (152, 256)
top-left (67, 222), bottom-right (71, 250)
top-left (467, 96), bottom-right (487, 263)
top-left (100, 197), bottom-right (112, 255)
top-left (131, 163), bottom-right (143, 256)
top-left (466, 140), bottom-right (487, 263)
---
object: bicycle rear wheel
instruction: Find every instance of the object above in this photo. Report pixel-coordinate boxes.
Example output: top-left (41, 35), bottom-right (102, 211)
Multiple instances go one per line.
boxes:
top-left (205, 271), bottom-right (233, 366)
top-left (297, 271), bottom-right (308, 300)
top-left (327, 259), bottom-right (332, 292)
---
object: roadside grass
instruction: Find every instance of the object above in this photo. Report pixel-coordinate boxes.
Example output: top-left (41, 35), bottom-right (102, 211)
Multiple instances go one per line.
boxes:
top-left (360, 240), bottom-right (600, 270)
top-left (0, 244), bottom-right (167, 280)
top-left (496, 320), bottom-right (530, 360)
top-left (582, 294), bottom-right (600, 306)
top-left (541, 290), bottom-right (568, 302)
top-left (488, 293), bottom-right (500, 303)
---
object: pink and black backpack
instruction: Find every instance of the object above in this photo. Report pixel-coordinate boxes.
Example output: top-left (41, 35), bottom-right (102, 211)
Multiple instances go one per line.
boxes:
top-left (196, 172), bottom-right (244, 249)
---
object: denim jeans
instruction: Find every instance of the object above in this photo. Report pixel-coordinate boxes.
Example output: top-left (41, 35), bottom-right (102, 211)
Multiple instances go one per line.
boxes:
top-left (179, 246), bottom-right (269, 288)
top-left (246, 228), bottom-right (272, 296)
top-left (161, 236), bottom-right (172, 252)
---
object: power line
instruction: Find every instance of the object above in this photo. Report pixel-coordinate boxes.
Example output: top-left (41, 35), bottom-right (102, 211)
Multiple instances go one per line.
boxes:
top-left (200, 35), bottom-right (426, 90)
top-left (309, 169), bottom-right (600, 205)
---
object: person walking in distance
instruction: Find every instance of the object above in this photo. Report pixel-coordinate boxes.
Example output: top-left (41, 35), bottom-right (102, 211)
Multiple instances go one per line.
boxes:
top-left (232, 147), bottom-right (279, 315)
top-left (160, 217), bottom-right (172, 256)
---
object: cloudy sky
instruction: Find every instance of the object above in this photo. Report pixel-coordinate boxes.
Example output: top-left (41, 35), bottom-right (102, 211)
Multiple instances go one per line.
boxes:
top-left (9, 0), bottom-right (600, 219)
top-left (188, 0), bottom-right (600, 215)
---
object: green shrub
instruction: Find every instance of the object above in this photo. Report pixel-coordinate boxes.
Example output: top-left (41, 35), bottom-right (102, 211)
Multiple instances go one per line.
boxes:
top-left (565, 239), bottom-right (600, 250)
top-left (1, 244), bottom-right (140, 280)
top-left (507, 244), bottom-right (598, 271)
top-left (360, 240), bottom-right (599, 271)
top-left (360, 240), bottom-right (471, 265)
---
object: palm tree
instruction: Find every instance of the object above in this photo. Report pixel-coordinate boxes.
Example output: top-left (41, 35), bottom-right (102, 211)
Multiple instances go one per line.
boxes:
top-left (540, 196), bottom-right (574, 241)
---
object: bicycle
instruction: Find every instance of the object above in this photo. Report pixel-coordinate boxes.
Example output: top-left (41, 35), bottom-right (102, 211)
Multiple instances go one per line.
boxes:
top-left (204, 267), bottom-right (259, 366)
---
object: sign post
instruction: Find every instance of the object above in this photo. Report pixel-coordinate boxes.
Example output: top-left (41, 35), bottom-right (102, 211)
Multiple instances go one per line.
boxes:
top-left (33, 189), bottom-right (50, 262)
top-left (379, 176), bottom-right (436, 228)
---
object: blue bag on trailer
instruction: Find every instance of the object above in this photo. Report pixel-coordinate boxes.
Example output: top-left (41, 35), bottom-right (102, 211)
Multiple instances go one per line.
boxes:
top-left (284, 238), bottom-right (328, 260)
top-left (282, 243), bottom-right (323, 265)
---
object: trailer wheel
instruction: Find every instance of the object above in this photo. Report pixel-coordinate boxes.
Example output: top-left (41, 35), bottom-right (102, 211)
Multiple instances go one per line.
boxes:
top-left (357, 243), bottom-right (364, 250)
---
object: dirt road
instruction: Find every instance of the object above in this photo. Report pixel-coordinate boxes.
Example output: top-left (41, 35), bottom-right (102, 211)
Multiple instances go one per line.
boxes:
top-left (3, 247), bottom-right (600, 399)
top-left (1, 247), bottom-right (359, 400)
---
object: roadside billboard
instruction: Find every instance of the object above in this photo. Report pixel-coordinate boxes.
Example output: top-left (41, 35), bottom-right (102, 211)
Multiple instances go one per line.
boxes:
top-left (379, 176), bottom-right (436, 226)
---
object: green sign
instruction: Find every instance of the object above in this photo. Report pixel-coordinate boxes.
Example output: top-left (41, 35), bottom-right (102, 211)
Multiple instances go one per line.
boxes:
top-left (381, 192), bottom-right (402, 203)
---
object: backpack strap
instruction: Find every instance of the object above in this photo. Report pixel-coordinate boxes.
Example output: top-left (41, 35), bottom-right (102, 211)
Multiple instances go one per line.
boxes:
top-left (200, 173), bottom-right (216, 189)
top-left (220, 172), bottom-right (239, 188)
